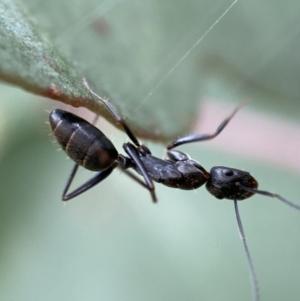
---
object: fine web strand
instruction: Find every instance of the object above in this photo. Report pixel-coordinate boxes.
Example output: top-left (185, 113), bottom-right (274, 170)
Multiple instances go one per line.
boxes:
top-left (135, 0), bottom-right (239, 111)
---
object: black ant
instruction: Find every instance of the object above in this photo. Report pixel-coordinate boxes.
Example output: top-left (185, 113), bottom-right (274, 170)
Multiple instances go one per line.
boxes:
top-left (49, 79), bottom-right (300, 301)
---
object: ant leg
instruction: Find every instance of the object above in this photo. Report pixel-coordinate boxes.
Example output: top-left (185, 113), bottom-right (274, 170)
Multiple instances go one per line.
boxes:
top-left (165, 149), bottom-right (191, 162)
top-left (62, 164), bottom-right (79, 200)
top-left (167, 100), bottom-right (249, 150)
top-left (119, 168), bottom-right (151, 189)
top-left (62, 163), bottom-right (118, 201)
top-left (234, 200), bottom-right (260, 301)
top-left (61, 113), bottom-right (101, 201)
top-left (79, 80), bottom-right (154, 201)
top-left (83, 78), bottom-right (141, 147)
top-left (123, 143), bottom-right (157, 203)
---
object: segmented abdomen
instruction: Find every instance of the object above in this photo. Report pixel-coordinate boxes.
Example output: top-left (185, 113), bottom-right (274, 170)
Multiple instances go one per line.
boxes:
top-left (49, 109), bottom-right (118, 171)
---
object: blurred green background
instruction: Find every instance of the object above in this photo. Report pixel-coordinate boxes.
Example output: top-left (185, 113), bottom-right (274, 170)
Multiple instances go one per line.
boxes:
top-left (1, 1), bottom-right (300, 301)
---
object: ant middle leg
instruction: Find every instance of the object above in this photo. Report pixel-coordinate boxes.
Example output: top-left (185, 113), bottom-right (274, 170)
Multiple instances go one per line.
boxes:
top-left (167, 99), bottom-right (249, 150)
top-left (123, 142), bottom-right (157, 203)
top-left (83, 78), bottom-right (156, 201)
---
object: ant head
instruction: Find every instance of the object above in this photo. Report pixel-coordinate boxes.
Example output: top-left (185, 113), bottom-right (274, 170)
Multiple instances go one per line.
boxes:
top-left (206, 167), bottom-right (258, 200)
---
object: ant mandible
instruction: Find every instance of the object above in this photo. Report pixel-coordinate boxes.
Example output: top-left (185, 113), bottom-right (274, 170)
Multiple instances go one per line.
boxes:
top-left (49, 79), bottom-right (300, 301)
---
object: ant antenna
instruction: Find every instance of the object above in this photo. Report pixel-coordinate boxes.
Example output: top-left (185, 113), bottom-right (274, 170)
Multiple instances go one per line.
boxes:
top-left (236, 183), bottom-right (300, 211)
top-left (234, 182), bottom-right (300, 301)
top-left (234, 200), bottom-right (260, 301)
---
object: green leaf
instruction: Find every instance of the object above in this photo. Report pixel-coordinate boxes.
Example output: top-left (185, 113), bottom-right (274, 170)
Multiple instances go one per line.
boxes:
top-left (0, 1), bottom-right (88, 105)
top-left (0, 0), bottom-right (203, 141)
top-left (0, 0), bottom-right (143, 138)
top-left (2, 0), bottom-right (300, 142)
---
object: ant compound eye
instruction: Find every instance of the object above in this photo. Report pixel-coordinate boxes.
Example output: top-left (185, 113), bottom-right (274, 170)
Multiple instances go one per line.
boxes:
top-left (206, 166), bottom-right (258, 200)
top-left (223, 169), bottom-right (234, 177)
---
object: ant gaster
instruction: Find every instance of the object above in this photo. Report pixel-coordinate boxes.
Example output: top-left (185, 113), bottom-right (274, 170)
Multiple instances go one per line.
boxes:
top-left (49, 79), bottom-right (300, 301)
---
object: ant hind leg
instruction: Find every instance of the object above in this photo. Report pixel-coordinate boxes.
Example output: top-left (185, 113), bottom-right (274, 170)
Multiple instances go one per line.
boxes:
top-left (83, 78), bottom-right (141, 148)
top-left (62, 164), bottom-right (117, 201)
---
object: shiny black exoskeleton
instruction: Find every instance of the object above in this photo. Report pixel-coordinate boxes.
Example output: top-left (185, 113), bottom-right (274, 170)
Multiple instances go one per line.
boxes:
top-left (47, 83), bottom-right (275, 204)
top-left (49, 103), bottom-right (258, 203)
top-left (50, 109), bottom-right (118, 171)
top-left (49, 80), bottom-right (300, 301)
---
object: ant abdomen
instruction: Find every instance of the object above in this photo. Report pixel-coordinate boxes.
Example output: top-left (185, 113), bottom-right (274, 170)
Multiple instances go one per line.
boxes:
top-left (49, 109), bottom-right (118, 171)
top-left (50, 82), bottom-right (300, 301)
top-left (206, 166), bottom-right (258, 200)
